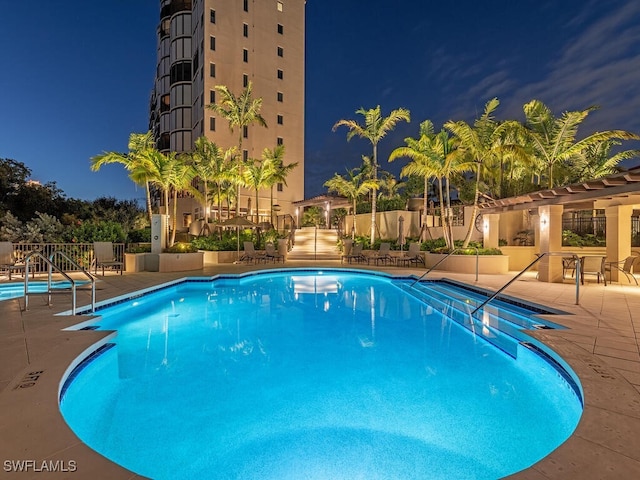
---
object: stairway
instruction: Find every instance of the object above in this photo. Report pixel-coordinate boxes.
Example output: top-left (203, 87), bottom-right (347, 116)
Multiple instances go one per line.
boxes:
top-left (287, 227), bottom-right (340, 260)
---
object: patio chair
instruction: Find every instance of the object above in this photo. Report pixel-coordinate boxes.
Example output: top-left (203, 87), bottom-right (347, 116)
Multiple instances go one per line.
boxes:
top-left (264, 243), bottom-right (284, 263)
top-left (239, 242), bottom-right (265, 264)
top-left (342, 243), bottom-right (366, 264)
top-left (0, 242), bottom-right (28, 280)
top-left (604, 255), bottom-right (639, 286)
top-left (398, 242), bottom-right (425, 267)
top-left (340, 239), bottom-right (353, 264)
top-left (93, 242), bottom-right (123, 275)
top-left (562, 256), bottom-right (577, 279)
top-left (580, 255), bottom-right (606, 286)
top-left (367, 242), bottom-right (395, 265)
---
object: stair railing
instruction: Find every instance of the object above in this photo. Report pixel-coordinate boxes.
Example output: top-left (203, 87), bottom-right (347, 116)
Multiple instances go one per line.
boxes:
top-left (470, 252), bottom-right (580, 316)
top-left (410, 247), bottom-right (479, 286)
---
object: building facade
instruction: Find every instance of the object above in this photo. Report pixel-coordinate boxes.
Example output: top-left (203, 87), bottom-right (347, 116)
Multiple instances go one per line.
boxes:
top-left (149, 0), bottom-right (305, 229)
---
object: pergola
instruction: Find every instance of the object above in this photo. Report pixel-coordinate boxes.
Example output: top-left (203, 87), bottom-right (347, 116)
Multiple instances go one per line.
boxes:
top-left (479, 167), bottom-right (640, 282)
top-left (292, 194), bottom-right (351, 227)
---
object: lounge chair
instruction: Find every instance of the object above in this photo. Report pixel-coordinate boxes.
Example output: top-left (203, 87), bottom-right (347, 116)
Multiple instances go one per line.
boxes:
top-left (265, 243), bottom-right (284, 263)
top-left (398, 242), bottom-right (425, 267)
top-left (367, 242), bottom-right (395, 265)
top-left (580, 255), bottom-right (606, 286)
top-left (340, 239), bottom-right (353, 264)
top-left (239, 242), bottom-right (265, 264)
top-left (0, 242), bottom-right (28, 280)
top-left (342, 243), bottom-right (366, 264)
top-left (605, 255), bottom-right (639, 286)
top-left (93, 242), bottom-right (123, 275)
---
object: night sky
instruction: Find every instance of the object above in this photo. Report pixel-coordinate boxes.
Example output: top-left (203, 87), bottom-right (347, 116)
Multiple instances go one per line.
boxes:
top-left (2, 0), bottom-right (639, 202)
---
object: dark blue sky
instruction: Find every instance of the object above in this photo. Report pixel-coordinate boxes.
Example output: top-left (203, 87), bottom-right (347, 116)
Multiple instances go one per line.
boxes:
top-left (2, 0), bottom-right (639, 202)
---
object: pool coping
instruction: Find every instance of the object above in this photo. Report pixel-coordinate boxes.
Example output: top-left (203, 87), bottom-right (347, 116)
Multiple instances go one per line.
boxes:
top-left (1, 265), bottom-right (639, 479)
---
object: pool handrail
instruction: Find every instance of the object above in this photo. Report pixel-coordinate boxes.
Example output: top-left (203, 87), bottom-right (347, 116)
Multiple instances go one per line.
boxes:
top-left (23, 251), bottom-right (96, 315)
top-left (470, 252), bottom-right (581, 316)
top-left (410, 247), bottom-right (479, 286)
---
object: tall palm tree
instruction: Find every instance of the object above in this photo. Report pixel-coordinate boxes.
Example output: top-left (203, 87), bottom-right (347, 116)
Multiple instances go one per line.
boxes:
top-left (333, 105), bottom-right (410, 244)
top-left (90, 131), bottom-right (156, 225)
top-left (523, 99), bottom-right (639, 188)
top-left (261, 145), bottom-right (299, 225)
top-left (164, 155), bottom-right (196, 246)
top-left (569, 140), bottom-right (640, 183)
top-left (390, 120), bottom-right (467, 247)
top-left (324, 168), bottom-right (378, 239)
top-left (207, 81), bottom-right (267, 215)
top-left (243, 158), bottom-right (275, 224)
top-left (446, 98), bottom-right (525, 247)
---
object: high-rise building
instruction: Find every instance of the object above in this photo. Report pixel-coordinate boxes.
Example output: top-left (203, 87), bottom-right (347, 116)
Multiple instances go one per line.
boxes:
top-left (149, 0), bottom-right (305, 228)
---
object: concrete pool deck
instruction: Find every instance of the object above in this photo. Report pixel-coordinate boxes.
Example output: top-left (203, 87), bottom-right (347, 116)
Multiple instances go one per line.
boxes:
top-left (1, 261), bottom-right (639, 479)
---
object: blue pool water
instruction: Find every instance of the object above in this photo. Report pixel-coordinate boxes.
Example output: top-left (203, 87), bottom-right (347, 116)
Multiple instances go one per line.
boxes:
top-left (60, 270), bottom-right (582, 479)
top-left (0, 280), bottom-right (86, 301)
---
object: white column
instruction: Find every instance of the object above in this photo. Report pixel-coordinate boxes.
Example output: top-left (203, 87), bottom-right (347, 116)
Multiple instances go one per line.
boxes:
top-left (538, 205), bottom-right (564, 282)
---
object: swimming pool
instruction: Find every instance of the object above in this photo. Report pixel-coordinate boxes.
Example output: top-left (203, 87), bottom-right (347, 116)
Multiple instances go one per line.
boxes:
top-left (0, 280), bottom-right (87, 301)
top-left (60, 269), bottom-right (582, 479)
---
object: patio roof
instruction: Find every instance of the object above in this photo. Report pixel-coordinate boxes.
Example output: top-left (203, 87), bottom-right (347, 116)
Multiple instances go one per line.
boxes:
top-left (479, 167), bottom-right (640, 213)
top-left (293, 194), bottom-right (351, 210)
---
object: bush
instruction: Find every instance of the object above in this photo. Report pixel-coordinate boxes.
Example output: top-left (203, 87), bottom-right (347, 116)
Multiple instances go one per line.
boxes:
top-left (128, 227), bottom-right (151, 243)
top-left (68, 221), bottom-right (126, 243)
top-left (562, 230), bottom-right (605, 247)
top-left (165, 242), bottom-right (198, 253)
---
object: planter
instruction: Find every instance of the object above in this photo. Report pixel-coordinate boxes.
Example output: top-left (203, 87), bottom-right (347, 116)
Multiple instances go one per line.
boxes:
top-left (124, 253), bottom-right (146, 273)
top-left (200, 250), bottom-right (238, 265)
top-left (145, 252), bottom-right (204, 272)
top-left (424, 253), bottom-right (509, 275)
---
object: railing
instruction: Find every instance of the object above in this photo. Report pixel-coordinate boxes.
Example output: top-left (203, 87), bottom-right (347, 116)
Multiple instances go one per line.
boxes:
top-left (470, 252), bottom-right (581, 316)
top-left (410, 247), bottom-right (479, 286)
top-left (11, 243), bottom-right (125, 272)
top-left (23, 251), bottom-right (96, 315)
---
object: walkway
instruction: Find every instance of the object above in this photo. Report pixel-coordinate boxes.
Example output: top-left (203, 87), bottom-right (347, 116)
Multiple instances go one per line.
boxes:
top-left (1, 262), bottom-right (639, 479)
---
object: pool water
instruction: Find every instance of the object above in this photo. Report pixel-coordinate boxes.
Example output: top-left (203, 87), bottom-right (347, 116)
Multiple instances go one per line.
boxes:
top-left (0, 280), bottom-right (87, 301)
top-left (60, 270), bottom-right (582, 479)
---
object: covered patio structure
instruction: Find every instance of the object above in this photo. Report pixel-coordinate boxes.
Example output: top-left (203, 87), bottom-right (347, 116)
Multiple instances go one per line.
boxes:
top-left (479, 167), bottom-right (640, 283)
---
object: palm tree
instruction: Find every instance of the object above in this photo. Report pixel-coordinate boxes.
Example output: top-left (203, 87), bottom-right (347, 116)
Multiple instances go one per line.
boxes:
top-left (333, 105), bottom-right (410, 244)
top-left (445, 98), bottom-right (526, 247)
top-left (390, 120), bottom-right (467, 247)
top-left (523, 99), bottom-right (639, 188)
top-left (164, 154), bottom-right (196, 246)
top-left (324, 167), bottom-right (378, 239)
top-left (207, 81), bottom-right (267, 215)
top-left (261, 145), bottom-right (299, 225)
top-left (90, 131), bottom-right (156, 225)
top-left (569, 140), bottom-right (640, 183)
top-left (243, 157), bottom-right (274, 224)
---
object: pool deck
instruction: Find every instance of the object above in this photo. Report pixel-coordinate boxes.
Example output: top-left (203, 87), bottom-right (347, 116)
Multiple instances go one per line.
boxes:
top-left (1, 261), bottom-right (639, 479)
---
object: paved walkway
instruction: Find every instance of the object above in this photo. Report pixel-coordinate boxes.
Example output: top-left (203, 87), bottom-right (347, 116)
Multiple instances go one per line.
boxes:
top-left (1, 261), bottom-right (639, 479)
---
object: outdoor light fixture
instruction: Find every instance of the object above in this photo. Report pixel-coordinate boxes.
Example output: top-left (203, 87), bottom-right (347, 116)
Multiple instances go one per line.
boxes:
top-left (540, 214), bottom-right (549, 230)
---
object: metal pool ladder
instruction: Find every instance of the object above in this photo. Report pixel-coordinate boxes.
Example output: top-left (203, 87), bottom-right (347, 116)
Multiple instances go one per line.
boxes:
top-left (23, 251), bottom-right (96, 315)
top-left (470, 252), bottom-right (581, 316)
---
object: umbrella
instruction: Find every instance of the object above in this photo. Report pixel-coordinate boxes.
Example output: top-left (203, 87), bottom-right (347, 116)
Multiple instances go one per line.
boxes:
top-left (221, 216), bottom-right (259, 262)
top-left (398, 216), bottom-right (405, 252)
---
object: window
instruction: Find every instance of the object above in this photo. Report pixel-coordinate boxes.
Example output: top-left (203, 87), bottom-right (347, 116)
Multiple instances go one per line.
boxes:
top-left (210, 9), bottom-right (215, 23)
top-left (210, 90), bottom-right (215, 103)
top-left (277, 114), bottom-right (283, 125)
top-left (277, 1), bottom-right (283, 12)
top-left (210, 63), bottom-right (216, 77)
top-left (277, 69), bottom-right (283, 79)
top-left (210, 117), bottom-right (216, 131)
top-left (210, 36), bottom-right (216, 51)
top-left (242, 150), bottom-right (248, 162)
top-left (243, 0), bottom-right (248, 12)
top-left (277, 91), bottom-right (283, 102)
top-left (277, 46), bottom-right (283, 57)
top-left (277, 182), bottom-right (283, 192)
top-left (170, 61), bottom-right (192, 84)
top-left (243, 126), bottom-right (248, 138)
top-left (243, 48), bottom-right (248, 62)
top-left (277, 137), bottom-right (283, 145)
top-left (277, 24), bottom-right (283, 34)
top-left (243, 74), bottom-right (249, 87)
top-left (243, 23), bottom-right (248, 37)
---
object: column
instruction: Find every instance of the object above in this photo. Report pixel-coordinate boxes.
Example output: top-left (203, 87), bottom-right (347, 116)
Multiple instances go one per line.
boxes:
top-left (605, 205), bottom-right (633, 282)
top-left (538, 205), bottom-right (564, 282)
top-left (482, 214), bottom-right (500, 249)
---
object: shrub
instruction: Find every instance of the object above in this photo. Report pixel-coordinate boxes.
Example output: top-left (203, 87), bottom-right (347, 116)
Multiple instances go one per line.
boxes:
top-left (165, 242), bottom-right (198, 253)
top-left (128, 227), bottom-right (151, 243)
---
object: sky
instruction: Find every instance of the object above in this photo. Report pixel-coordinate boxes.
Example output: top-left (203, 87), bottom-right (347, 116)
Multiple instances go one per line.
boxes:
top-left (2, 0), bottom-right (639, 203)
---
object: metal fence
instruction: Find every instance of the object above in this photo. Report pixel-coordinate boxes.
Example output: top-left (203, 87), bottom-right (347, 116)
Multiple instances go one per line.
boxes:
top-left (425, 206), bottom-right (465, 227)
top-left (10, 243), bottom-right (125, 273)
top-left (562, 214), bottom-right (606, 237)
top-left (633, 217), bottom-right (640, 247)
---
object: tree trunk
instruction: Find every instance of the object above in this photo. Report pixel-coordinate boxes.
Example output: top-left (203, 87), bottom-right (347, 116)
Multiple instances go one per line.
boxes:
top-left (145, 180), bottom-right (153, 226)
top-left (370, 143), bottom-right (378, 245)
top-left (421, 176), bottom-right (428, 242)
top-left (461, 163), bottom-right (481, 248)
top-left (170, 189), bottom-right (178, 247)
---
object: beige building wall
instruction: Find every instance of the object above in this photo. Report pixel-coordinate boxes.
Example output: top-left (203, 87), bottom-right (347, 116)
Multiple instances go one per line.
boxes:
top-left (152, 0), bottom-right (305, 227)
